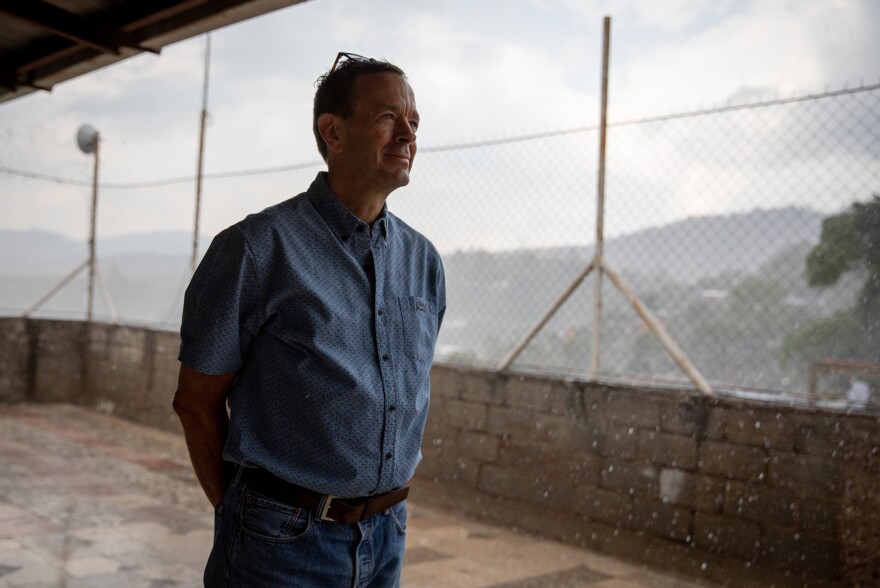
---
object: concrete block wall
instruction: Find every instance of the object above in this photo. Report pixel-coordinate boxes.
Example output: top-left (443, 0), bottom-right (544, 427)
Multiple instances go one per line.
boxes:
top-left (0, 317), bottom-right (182, 433)
top-left (1, 318), bottom-right (878, 586)
top-left (418, 364), bottom-right (880, 587)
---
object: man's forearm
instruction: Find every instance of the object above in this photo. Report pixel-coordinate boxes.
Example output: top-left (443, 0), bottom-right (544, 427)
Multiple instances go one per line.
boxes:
top-left (176, 404), bottom-right (230, 505)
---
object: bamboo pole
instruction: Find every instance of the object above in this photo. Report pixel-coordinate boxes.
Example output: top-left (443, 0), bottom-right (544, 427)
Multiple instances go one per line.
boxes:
top-left (191, 34), bottom-right (211, 274)
top-left (591, 16), bottom-right (611, 380)
top-left (601, 260), bottom-right (714, 396)
top-left (87, 134), bottom-right (100, 322)
top-left (496, 260), bottom-right (596, 371)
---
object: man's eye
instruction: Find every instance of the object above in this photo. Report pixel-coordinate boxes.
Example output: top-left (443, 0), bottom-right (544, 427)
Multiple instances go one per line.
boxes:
top-left (410, 121), bottom-right (419, 131)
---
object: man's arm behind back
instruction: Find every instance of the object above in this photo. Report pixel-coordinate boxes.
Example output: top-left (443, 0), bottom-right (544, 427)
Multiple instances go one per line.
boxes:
top-left (172, 364), bottom-right (237, 506)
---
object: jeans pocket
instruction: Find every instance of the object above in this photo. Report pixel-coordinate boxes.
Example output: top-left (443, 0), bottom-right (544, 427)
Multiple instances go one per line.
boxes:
top-left (388, 502), bottom-right (407, 535)
top-left (241, 490), bottom-right (312, 544)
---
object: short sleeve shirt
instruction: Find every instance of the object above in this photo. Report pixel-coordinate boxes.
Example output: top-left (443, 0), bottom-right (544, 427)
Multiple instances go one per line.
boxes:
top-left (179, 172), bottom-right (445, 497)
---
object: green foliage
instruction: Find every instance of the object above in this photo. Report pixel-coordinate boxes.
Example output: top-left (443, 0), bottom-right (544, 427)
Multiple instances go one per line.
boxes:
top-left (783, 195), bottom-right (880, 374)
top-left (779, 308), bottom-right (862, 368)
top-left (852, 195), bottom-right (880, 268)
top-left (805, 211), bottom-right (863, 286)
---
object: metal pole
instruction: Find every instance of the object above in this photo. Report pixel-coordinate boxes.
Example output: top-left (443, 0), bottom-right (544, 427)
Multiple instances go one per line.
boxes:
top-left (22, 260), bottom-right (89, 317)
top-left (192, 34), bottom-right (211, 274)
top-left (87, 134), bottom-right (100, 321)
top-left (602, 260), bottom-right (714, 396)
top-left (591, 16), bottom-right (611, 380)
top-left (94, 263), bottom-right (118, 323)
top-left (497, 260), bottom-right (596, 371)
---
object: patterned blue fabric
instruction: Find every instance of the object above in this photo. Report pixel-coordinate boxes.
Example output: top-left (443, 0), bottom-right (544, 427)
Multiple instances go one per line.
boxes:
top-left (179, 172), bottom-right (445, 497)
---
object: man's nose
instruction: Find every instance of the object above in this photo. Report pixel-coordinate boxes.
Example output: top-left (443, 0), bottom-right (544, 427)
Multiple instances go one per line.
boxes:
top-left (395, 120), bottom-right (416, 143)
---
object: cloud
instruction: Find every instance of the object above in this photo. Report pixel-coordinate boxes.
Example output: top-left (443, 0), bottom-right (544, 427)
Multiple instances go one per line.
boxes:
top-left (1, 0), bottom-right (877, 246)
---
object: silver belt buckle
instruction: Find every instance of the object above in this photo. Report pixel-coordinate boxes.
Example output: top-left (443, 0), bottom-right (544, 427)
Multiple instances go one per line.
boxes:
top-left (318, 495), bottom-right (340, 522)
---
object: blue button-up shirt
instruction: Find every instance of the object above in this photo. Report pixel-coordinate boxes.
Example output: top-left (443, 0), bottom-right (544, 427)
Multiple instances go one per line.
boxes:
top-left (179, 173), bottom-right (445, 497)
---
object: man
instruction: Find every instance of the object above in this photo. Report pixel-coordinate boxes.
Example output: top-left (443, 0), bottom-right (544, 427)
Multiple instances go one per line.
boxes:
top-left (173, 53), bottom-right (445, 587)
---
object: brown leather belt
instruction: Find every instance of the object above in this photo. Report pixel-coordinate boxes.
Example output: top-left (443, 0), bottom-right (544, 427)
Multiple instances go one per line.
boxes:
top-left (239, 467), bottom-right (409, 525)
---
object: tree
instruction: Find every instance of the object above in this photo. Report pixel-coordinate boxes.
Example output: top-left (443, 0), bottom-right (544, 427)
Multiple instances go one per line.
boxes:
top-left (782, 195), bottom-right (880, 372)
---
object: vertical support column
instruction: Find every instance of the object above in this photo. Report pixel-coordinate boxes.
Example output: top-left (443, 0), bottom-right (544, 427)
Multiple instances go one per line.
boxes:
top-left (87, 134), bottom-right (100, 322)
top-left (192, 34), bottom-right (212, 274)
top-left (591, 16), bottom-right (611, 380)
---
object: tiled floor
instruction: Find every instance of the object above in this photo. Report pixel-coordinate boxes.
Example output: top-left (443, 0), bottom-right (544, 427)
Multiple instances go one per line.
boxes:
top-left (0, 403), bottom-right (709, 587)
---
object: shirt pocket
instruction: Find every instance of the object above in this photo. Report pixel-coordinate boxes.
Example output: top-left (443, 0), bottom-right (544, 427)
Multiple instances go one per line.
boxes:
top-left (398, 296), bottom-right (438, 362)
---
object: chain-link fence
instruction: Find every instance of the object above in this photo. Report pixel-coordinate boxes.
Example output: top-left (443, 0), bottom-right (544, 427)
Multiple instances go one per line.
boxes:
top-left (2, 83), bottom-right (879, 405)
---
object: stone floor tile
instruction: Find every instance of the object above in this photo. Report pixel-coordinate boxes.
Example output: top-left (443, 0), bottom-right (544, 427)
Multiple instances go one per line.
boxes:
top-left (592, 579), bottom-right (665, 588)
top-left (0, 404), bottom-right (718, 588)
top-left (63, 556), bottom-right (120, 578)
top-left (485, 564), bottom-right (610, 587)
top-left (0, 552), bottom-right (63, 587)
top-left (0, 519), bottom-right (61, 539)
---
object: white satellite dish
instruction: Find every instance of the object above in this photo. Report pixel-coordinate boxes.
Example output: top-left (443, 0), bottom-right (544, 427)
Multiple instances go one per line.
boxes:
top-left (76, 125), bottom-right (99, 154)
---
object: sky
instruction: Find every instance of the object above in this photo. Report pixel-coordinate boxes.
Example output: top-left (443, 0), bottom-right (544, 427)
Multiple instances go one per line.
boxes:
top-left (1, 0), bottom-right (878, 251)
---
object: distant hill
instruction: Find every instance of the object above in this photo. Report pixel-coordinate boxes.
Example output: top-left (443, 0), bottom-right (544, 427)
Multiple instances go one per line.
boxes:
top-left (517, 206), bottom-right (824, 283)
top-left (0, 230), bottom-right (212, 276)
top-left (0, 205), bottom-right (826, 330)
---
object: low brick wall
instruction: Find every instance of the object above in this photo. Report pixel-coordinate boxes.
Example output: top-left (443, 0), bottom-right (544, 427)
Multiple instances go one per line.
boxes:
top-left (419, 365), bottom-right (880, 587)
top-left (1, 317), bottom-right (878, 586)
top-left (0, 317), bottom-right (181, 432)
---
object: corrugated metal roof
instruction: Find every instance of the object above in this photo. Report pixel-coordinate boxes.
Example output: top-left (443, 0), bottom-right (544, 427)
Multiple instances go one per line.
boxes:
top-left (0, 0), bottom-right (309, 104)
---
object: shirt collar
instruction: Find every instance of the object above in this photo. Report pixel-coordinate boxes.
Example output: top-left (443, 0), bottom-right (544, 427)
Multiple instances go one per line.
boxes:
top-left (307, 172), bottom-right (389, 242)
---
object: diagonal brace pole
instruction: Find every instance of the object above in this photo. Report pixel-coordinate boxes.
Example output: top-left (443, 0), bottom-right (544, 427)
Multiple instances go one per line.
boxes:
top-left (601, 259), bottom-right (713, 396)
top-left (496, 259), bottom-right (596, 371)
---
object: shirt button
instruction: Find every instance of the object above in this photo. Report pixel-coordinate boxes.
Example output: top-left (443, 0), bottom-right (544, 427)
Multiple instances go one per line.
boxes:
top-left (385, 452), bottom-right (393, 460)
top-left (377, 309), bottom-right (383, 316)
top-left (389, 405), bottom-right (396, 412)
top-left (383, 354), bottom-right (390, 361)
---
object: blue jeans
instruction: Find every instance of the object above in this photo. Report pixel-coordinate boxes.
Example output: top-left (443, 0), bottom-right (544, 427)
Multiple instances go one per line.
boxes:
top-left (204, 472), bottom-right (407, 587)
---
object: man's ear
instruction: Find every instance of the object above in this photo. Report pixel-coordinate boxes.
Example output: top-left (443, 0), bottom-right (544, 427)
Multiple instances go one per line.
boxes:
top-left (317, 113), bottom-right (344, 156)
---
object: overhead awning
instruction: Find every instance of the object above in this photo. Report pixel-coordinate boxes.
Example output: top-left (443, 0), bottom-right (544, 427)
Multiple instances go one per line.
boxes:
top-left (0, 0), bottom-right (310, 104)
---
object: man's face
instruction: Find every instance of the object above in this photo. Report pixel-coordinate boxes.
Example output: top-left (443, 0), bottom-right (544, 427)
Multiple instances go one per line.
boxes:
top-left (338, 72), bottom-right (419, 194)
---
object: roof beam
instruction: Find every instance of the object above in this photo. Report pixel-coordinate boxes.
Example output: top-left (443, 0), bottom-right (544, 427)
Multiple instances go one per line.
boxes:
top-left (0, 0), bottom-right (155, 55)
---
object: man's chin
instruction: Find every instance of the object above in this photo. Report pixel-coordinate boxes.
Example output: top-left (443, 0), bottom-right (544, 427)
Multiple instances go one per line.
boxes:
top-left (386, 170), bottom-right (411, 191)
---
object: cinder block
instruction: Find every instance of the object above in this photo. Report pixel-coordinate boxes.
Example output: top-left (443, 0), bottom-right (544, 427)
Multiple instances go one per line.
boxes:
top-left (501, 376), bottom-right (555, 413)
top-left (694, 475), bottom-right (725, 513)
top-left (799, 498), bottom-right (840, 539)
top-left (459, 370), bottom-right (502, 405)
top-left (601, 460), bottom-right (659, 498)
top-left (658, 468), bottom-right (697, 507)
top-left (563, 450), bottom-right (603, 487)
top-left (605, 393), bottom-right (661, 429)
top-left (444, 399), bottom-right (488, 431)
top-left (659, 399), bottom-right (711, 438)
top-left (761, 527), bottom-right (841, 580)
top-left (795, 414), bottom-right (846, 459)
top-left (723, 480), bottom-right (796, 527)
top-left (693, 511), bottom-right (762, 561)
top-left (768, 453), bottom-right (842, 497)
top-left (699, 440), bottom-right (767, 482)
top-left (720, 407), bottom-right (796, 450)
top-left (599, 424), bottom-right (637, 459)
top-left (548, 381), bottom-right (594, 418)
top-left (629, 497), bottom-right (692, 542)
top-left (477, 463), bottom-right (573, 510)
top-left (0, 318), bottom-right (30, 402)
top-left (636, 430), bottom-right (698, 469)
top-left (457, 430), bottom-right (501, 463)
top-left (573, 484), bottom-right (632, 524)
top-left (429, 365), bottom-right (462, 399)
